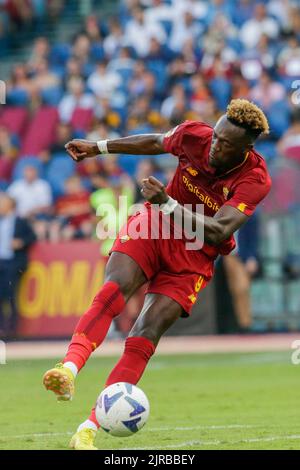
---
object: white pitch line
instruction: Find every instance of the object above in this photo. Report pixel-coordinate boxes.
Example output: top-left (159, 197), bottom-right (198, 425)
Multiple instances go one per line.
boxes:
top-left (124, 434), bottom-right (300, 450)
top-left (148, 424), bottom-right (258, 432)
top-left (2, 424), bottom-right (258, 440)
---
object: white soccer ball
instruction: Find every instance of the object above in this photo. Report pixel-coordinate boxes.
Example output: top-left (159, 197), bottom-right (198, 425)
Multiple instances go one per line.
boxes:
top-left (95, 382), bottom-right (150, 437)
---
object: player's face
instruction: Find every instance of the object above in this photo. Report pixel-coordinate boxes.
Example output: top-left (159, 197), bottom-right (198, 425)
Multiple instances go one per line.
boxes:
top-left (209, 116), bottom-right (252, 171)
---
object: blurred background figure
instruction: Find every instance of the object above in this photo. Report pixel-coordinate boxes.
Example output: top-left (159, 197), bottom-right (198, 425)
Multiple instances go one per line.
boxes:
top-left (49, 175), bottom-right (92, 242)
top-left (222, 213), bottom-right (261, 333)
top-left (0, 193), bottom-right (36, 338)
top-left (7, 165), bottom-right (52, 240)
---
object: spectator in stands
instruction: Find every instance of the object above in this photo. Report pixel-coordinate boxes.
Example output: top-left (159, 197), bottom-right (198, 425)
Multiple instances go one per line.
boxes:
top-left (124, 7), bottom-right (166, 57)
top-left (277, 37), bottom-right (300, 83)
top-left (161, 83), bottom-right (187, 120)
top-left (7, 63), bottom-right (33, 100)
top-left (0, 125), bottom-right (19, 160)
top-left (240, 2), bottom-right (279, 49)
top-left (223, 212), bottom-right (261, 332)
top-left (72, 34), bottom-right (92, 72)
top-left (90, 172), bottom-right (134, 256)
top-left (0, 126), bottom-right (19, 184)
top-left (144, 0), bottom-right (175, 25)
top-left (169, 11), bottom-right (202, 53)
top-left (277, 109), bottom-right (300, 162)
top-left (58, 77), bottom-right (96, 123)
top-left (202, 14), bottom-right (237, 63)
top-left (167, 55), bottom-right (195, 88)
top-left (288, 6), bottom-right (300, 39)
top-left (189, 73), bottom-right (212, 115)
top-left (103, 18), bottom-right (125, 59)
top-left (5, 0), bottom-right (33, 29)
top-left (31, 59), bottom-right (61, 94)
top-left (39, 122), bottom-right (73, 163)
top-left (7, 165), bottom-right (52, 239)
top-left (250, 70), bottom-right (286, 111)
top-left (232, 0), bottom-right (254, 27)
top-left (51, 122), bottom-right (73, 154)
top-left (49, 175), bottom-right (92, 242)
top-left (134, 158), bottom-right (166, 202)
top-left (205, 0), bottom-right (235, 26)
top-left (107, 46), bottom-right (135, 76)
top-left (82, 14), bottom-right (103, 43)
top-left (267, 0), bottom-right (292, 32)
top-left (86, 120), bottom-right (120, 142)
top-left (27, 36), bottom-right (50, 73)
top-left (64, 57), bottom-right (83, 84)
top-left (231, 71), bottom-right (251, 100)
top-left (87, 61), bottom-right (121, 100)
top-left (0, 193), bottom-right (36, 337)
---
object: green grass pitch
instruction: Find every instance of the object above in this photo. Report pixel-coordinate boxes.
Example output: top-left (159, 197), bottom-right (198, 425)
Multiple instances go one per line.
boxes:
top-left (1, 351), bottom-right (300, 450)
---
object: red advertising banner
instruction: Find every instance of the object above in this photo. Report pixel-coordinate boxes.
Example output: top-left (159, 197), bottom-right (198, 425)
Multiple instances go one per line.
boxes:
top-left (17, 242), bottom-right (106, 337)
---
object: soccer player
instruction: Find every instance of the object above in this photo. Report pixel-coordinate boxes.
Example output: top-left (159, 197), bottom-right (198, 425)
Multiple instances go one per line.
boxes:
top-left (43, 99), bottom-right (271, 449)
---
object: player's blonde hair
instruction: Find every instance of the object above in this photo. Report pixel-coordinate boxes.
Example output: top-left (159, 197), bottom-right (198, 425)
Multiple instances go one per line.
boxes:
top-left (227, 99), bottom-right (269, 138)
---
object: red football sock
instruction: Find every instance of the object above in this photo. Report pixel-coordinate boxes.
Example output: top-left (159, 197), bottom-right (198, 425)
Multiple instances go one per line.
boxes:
top-left (63, 281), bottom-right (125, 371)
top-left (88, 336), bottom-right (156, 428)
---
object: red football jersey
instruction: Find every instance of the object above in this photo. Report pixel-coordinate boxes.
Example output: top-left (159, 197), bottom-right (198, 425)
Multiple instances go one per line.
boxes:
top-left (163, 120), bottom-right (272, 256)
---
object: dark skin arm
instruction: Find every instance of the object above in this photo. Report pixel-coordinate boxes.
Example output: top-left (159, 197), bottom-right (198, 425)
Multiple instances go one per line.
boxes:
top-left (141, 176), bottom-right (249, 246)
top-left (65, 135), bottom-right (166, 162)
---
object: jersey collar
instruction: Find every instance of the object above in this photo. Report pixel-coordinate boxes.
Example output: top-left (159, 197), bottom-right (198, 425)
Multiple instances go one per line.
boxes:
top-left (211, 151), bottom-right (250, 178)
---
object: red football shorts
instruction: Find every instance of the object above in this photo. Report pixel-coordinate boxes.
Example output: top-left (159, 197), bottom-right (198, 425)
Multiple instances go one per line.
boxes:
top-left (110, 205), bottom-right (215, 316)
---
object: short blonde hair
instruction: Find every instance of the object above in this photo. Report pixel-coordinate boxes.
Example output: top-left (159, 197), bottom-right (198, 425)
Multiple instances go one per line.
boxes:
top-left (227, 99), bottom-right (269, 137)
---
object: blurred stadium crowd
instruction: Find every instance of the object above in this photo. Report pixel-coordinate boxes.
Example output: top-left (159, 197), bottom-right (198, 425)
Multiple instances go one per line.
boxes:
top-left (0, 0), bottom-right (300, 249)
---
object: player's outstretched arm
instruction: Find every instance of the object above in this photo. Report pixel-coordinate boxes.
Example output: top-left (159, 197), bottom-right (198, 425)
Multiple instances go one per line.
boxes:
top-left (65, 134), bottom-right (166, 162)
top-left (141, 176), bottom-right (249, 246)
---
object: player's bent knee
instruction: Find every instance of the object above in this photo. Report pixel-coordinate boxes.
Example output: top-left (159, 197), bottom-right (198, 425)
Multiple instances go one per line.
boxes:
top-left (104, 274), bottom-right (133, 300)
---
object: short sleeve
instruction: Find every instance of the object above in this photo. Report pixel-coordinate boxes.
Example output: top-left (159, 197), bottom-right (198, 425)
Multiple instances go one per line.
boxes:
top-left (163, 121), bottom-right (200, 157)
top-left (224, 169), bottom-right (272, 216)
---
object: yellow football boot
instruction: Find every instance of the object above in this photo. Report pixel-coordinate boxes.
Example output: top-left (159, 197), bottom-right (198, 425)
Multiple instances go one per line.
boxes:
top-left (69, 428), bottom-right (98, 450)
top-left (43, 363), bottom-right (75, 401)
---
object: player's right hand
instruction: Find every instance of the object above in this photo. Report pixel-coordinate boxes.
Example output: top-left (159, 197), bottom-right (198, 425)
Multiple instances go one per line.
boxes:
top-left (65, 139), bottom-right (99, 162)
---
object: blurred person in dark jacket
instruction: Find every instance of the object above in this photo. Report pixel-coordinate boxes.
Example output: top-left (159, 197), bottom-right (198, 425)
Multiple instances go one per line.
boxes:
top-left (0, 193), bottom-right (36, 338)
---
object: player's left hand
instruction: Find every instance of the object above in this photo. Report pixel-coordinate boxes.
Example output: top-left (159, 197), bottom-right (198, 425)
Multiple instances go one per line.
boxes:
top-left (141, 176), bottom-right (169, 205)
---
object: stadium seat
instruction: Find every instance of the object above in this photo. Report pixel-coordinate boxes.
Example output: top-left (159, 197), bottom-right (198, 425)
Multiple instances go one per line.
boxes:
top-left (46, 156), bottom-right (76, 197)
top-left (0, 179), bottom-right (8, 190)
top-left (267, 100), bottom-right (291, 139)
top-left (0, 107), bottom-right (28, 136)
top-left (91, 43), bottom-right (105, 62)
top-left (12, 156), bottom-right (45, 180)
top-left (209, 78), bottom-right (232, 112)
top-left (71, 108), bottom-right (94, 132)
top-left (21, 107), bottom-right (59, 155)
top-left (254, 140), bottom-right (277, 162)
top-left (0, 156), bottom-right (14, 182)
top-left (6, 88), bottom-right (29, 106)
top-left (117, 155), bottom-right (139, 176)
top-left (40, 87), bottom-right (64, 106)
top-left (49, 43), bottom-right (71, 67)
